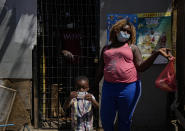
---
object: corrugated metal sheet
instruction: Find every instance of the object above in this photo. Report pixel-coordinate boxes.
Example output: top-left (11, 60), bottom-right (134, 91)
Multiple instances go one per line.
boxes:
top-left (0, 0), bottom-right (36, 79)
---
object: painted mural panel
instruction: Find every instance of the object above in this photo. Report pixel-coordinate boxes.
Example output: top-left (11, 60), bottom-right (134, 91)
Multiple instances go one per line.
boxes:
top-left (137, 12), bottom-right (171, 64)
top-left (107, 12), bottom-right (171, 64)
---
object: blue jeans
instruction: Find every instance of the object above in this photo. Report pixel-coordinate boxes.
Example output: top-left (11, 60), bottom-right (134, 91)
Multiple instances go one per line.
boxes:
top-left (100, 80), bottom-right (141, 131)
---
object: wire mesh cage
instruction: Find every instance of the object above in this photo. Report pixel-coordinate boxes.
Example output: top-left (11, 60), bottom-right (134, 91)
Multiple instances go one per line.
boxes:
top-left (37, 0), bottom-right (100, 129)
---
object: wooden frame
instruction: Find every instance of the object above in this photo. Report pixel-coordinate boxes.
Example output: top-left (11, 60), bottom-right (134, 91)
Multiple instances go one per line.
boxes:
top-left (0, 85), bottom-right (16, 131)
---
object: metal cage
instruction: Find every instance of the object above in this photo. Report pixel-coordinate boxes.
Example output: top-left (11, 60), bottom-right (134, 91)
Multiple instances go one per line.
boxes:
top-left (37, 0), bottom-right (100, 129)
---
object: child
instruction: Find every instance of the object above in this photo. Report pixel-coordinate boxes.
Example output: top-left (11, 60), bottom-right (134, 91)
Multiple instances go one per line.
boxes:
top-left (63, 76), bottom-right (99, 131)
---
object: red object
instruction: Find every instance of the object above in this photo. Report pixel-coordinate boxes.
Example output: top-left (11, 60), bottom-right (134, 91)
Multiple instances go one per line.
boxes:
top-left (155, 58), bottom-right (177, 92)
top-left (61, 30), bottom-right (81, 56)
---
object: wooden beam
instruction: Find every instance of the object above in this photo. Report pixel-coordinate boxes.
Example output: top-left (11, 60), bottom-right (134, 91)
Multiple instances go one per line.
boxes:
top-left (33, 46), bottom-right (39, 128)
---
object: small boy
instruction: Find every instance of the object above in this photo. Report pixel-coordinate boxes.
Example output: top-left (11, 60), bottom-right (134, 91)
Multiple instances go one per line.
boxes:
top-left (63, 76), bottom-right (99, 131)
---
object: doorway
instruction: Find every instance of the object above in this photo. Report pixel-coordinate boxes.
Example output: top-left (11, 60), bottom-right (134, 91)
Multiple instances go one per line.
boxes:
top-left (37, 0), bottom-right (100, 129)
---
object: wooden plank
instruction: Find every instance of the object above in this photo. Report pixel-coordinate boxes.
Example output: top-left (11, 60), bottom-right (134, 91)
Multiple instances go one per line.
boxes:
top-left (6, 92), bottom-right (31, 131)
top-left (51, 84), bottom-right (65, 117)
top-left (12, 80), bottom-right (32, 110)
top-left (175, 109), bottom-right (185, 129)
top-left (51, 84), bottom-right (59, 117)
top-left (0, 85), bottom-right (16, 131)
top-left (33, 46), bottom-right (39, 128)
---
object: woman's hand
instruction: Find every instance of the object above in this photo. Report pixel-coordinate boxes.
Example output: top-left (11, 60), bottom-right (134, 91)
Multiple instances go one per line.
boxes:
top-left (61, 50), bottom-right (74, 60)
top-left (158, 48), bottom-right (173, 60)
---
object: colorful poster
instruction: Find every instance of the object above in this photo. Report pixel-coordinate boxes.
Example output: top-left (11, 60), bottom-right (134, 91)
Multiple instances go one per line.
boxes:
top-left (137, 12), bottom-right (171, 64)
top-left (107, 12), bottom-right (171, 64)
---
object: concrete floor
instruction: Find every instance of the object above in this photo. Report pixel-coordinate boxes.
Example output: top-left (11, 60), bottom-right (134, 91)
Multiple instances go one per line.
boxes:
top-left (29, 129), bottom-right (103, 131)
top-left (18, 125), bottom-right (104, 131)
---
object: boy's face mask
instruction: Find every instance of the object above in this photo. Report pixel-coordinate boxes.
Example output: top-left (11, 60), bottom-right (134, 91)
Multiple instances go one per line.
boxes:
top-left (117, 31), bottom-right (130, 43)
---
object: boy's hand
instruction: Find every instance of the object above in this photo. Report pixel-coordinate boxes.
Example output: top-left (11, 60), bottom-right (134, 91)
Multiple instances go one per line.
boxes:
top-left (70, 91), bottom-right (77, 99)
top-left (84, 94), bottom-right (93, 101)
top-left (85, 93), bottom-right (99, 108)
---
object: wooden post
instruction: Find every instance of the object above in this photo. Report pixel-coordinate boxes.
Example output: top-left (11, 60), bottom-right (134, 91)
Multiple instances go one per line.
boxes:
top-left (33, 45), bottom-right (39, 128)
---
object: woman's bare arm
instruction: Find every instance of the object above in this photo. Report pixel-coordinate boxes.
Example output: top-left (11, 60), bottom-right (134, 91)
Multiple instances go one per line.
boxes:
top-left (131, 44), bottom-right (171, 72)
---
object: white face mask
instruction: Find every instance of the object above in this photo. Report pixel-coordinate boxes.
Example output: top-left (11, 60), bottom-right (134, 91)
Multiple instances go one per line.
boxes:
top-left (117, 31), bottom-right (130, 42)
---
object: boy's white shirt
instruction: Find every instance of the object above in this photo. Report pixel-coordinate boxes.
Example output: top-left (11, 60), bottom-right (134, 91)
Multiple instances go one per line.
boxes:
top-left (69, 92), bottom-right (95, 130)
